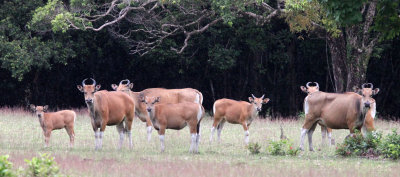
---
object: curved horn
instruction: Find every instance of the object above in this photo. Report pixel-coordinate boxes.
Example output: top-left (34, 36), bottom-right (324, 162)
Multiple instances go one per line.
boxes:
top-left (90, 78), bottom-right (96, 86)
top-left (261, 94), bottom-right (265, 99)
top-left (251, 94), bottom-right (256, 99)
top-left (306, 82), bottom-right (312, 88)
top-left (119, 79), bottom-right (130, 85)
top-left (361, 83), bottom-right (367, 89)
top-left (368, 83), bottom-right (373, 89)
top-left (314, 82), bottom-right (319, 88)
top-left (82, 78), bottom-right (88, 86)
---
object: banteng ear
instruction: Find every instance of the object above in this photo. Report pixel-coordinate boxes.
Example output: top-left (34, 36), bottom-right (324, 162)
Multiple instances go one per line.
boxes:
top-left (43, 105), bottom-right (49, 112)
top-left (352, 86), bottom-right (361, 95)
top-left (155, 97), bottom-right (161, 103)
top-left (111, 84), bottom-right (118, 90)
top-left (300, 86), bottom-right (307, 93)
top-left (77, 85), bottom-right (84, 92)
top-left (263, 98), bottom-right (270, 104)
top-left (139, 93), bottom-right (145, 102)
top-left (95, 85), bottom-right (101, 91)
top-left (128, 83), bottom-right (134, 89)
top-left (248, 97), bottom-right (254, 103)
top-left (373, 88), bottom-right (380, 95)
top-left (30, 104), bottom-right (36, 111)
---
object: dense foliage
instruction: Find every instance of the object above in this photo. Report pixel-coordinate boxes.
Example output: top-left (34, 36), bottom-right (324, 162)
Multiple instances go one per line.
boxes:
top-left (0, 0), bottom-right (400, 118)
top-left (0, 155), bottom-right (15, 177)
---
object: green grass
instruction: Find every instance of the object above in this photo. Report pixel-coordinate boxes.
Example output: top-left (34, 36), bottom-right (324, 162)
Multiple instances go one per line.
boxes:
top-left (0, 108), bottom-right (399, 176)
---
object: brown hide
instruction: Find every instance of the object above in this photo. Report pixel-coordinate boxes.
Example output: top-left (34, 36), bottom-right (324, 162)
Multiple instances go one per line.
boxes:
top-left (150, 102), bottom-right (204, 133)
top-left (304, 92), bottom-right (367, 132)
top-left (213, 99), bottom-right (256, 125)
top-left (90, 91), bottom-right (135, 131)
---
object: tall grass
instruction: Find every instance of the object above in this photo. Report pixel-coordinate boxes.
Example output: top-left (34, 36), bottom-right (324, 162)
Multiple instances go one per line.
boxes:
top-left (0, 107), bottom-right (399, 176)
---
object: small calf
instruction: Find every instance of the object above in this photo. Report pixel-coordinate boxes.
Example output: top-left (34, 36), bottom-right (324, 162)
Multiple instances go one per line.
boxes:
top-left (30, 105), bottom-right (76, 147)
top-left (141, 96), bottom-right (204, 153)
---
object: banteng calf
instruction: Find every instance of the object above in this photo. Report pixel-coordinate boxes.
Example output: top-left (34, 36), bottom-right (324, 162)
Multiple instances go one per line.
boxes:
top-left (141, 96), bottom-right (204, 153)
top-left (30, 105), bottom-right (76, 148)
top-left (210, 94), bottom-right (270, 145)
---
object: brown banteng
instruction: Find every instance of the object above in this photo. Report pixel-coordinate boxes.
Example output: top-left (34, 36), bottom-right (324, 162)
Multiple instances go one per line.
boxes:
top-left (210, 94), bottom-right (270, 145)
top-left (112, 79), bottom-right (203, 141)
top-left (354, 83), bottom-right (380, 133)
top-left (77, 78), bottom-right (135, 150)
top-left (299, 88), bottom-right (372, 151)
top-left (141, 96), bottom-right (204, 153)
top-left (30, 105), bottom-right (76, 147)
top-left (300, 82), bottom-right (335, 146)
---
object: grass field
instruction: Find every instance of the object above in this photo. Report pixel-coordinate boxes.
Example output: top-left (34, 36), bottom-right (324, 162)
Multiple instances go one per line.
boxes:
top-left (0, 107), bottom-right (399, 177)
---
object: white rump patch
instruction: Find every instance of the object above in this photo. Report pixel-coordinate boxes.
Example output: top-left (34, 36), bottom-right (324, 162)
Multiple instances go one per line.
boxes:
top-left (73, 112), bottom-right (76, 124)
top-left (197, 104), bottom-right (202, 121)
top-left (195, 93), bottom-right (200, 104)
top-left (371, 102), bottom-right (376, 119)
top-left (304, 96), bottom-right (309, 115)
top-left (213, 103), bottom-right (216, 116)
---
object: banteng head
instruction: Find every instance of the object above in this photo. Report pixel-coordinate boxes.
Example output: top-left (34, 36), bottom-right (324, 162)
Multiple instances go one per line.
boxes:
top-left (354, 83), bottom-right (379, 108)
top-left (30, 104), bottom-right (48, 118)
top-left (140, 95), bottom-right (160, 113)
top-left (300, 82), bottom-right (320, 95)
top-left (77, 78), bottom-right (101, 104)
top-left (248, 94), bottom-right (270, 112)
top-left (111, 79), bottom-right (134, 94)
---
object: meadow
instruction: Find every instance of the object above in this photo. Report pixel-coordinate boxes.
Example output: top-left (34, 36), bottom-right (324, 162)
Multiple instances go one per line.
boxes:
top-left (0, 107), bottom-right (399, 177)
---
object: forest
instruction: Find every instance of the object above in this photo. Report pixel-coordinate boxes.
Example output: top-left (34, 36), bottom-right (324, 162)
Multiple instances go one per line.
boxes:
top-left (1, 0), bottom-right (400, 118)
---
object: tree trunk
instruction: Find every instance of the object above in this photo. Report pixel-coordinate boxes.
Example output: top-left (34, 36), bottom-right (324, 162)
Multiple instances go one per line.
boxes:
top-left (327, 33), bottom-right (347, 93)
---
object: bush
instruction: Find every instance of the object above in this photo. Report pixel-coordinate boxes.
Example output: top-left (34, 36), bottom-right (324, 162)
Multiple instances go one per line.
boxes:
top-left (247, 142), bottom-right (261, 154)
top-left (267, 139), bottom-right (300, 156)
top-left (0, 155), bottom-right (15, 177)
top-left (336, 131), bottom-right (382, 157)
top-left (23, 153), bottom-right (61, 177)
top-left (379, 129), bottom-right (400, 160)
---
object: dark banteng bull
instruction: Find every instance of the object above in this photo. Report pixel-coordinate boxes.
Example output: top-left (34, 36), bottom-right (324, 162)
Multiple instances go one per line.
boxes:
top-left (77, 78), bottom-right (135, 150)
top-left (111, 79), bottom-right (203, 142)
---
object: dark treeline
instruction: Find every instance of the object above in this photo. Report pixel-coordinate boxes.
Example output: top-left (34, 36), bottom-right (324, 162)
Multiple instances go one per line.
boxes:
top-left (1, 0), bottom-right (400, 119)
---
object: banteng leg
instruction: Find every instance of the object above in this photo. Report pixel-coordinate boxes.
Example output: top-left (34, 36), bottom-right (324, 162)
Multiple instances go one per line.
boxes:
top-left (189, 120), bottom-right (198, 153)
top-left (158, 125), bottom-right (166, 152)
top-left (116, 123), bottom-right (125, 149)
top-left (241, 122), bottom-right (250, 145)
top-left (44, 130), bottom-right (51, 147)
top-left (321, 125), bottom-right (327, 147)
top-left (327, 128), bottom-right (334, 145)
top-left (145, 116), bottom-right (153, 142)
top-left (94, 129), bottom-right (100, 150)
top-left (210, 116), bottom-right (222, 143)
top-left (65, 127), bottom-right (75, 148)
top-left (299, 114), bottom-right (317, 151)
top-left (217, 119), bottom-right (226, 143)
top-left (307, 123), bottom-right (317, 151)
top-left (196, 121), bottom-right (201, 152)
top-left (125, 115), bottom-right (134, 149)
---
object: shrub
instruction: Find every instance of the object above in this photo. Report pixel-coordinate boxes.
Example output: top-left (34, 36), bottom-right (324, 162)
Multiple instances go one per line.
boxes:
top-left (267, 139), bottom-right (300, 156)
top-left (247, 142), bottom-right (261, 154)
top-left (23, 153), bottom-right (61, 177)
top-left (379, 129), bottom-right (400, 160)
top-left (336, 131), bottom-right (382, 157)
top-left (0, 155), bottom-right (15, 177)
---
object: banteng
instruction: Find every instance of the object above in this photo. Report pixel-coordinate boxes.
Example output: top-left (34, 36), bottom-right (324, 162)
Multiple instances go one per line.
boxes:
top-left (77, 78), bottom-right (135, 150)
top-left (210, 94), bottom-right (270, 145)
top-left (354, 83), bottom-right (380, 133)
top-left (300, 82), bottom-right (335, 146)
top-left (300, 85), bottom-right (374, 151)
top-left (141, 96), bottom-right (204, 153)
top-left (30, 105), bottom-right (76, 147)
top-left (112, 79), bottom-right (203, 141)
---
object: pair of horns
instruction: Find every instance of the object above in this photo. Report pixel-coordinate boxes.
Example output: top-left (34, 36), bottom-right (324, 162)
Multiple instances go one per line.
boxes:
top-left (82, 78), bottom-right (96, 86)
top-left (251, 94), bottom-right (265, 99)
top-left (119, 79), bottom-right (130, 85)
top-left (361, 83), bottom-right (373, 89)
top-left (306, 82), bottom-right (319, 88)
